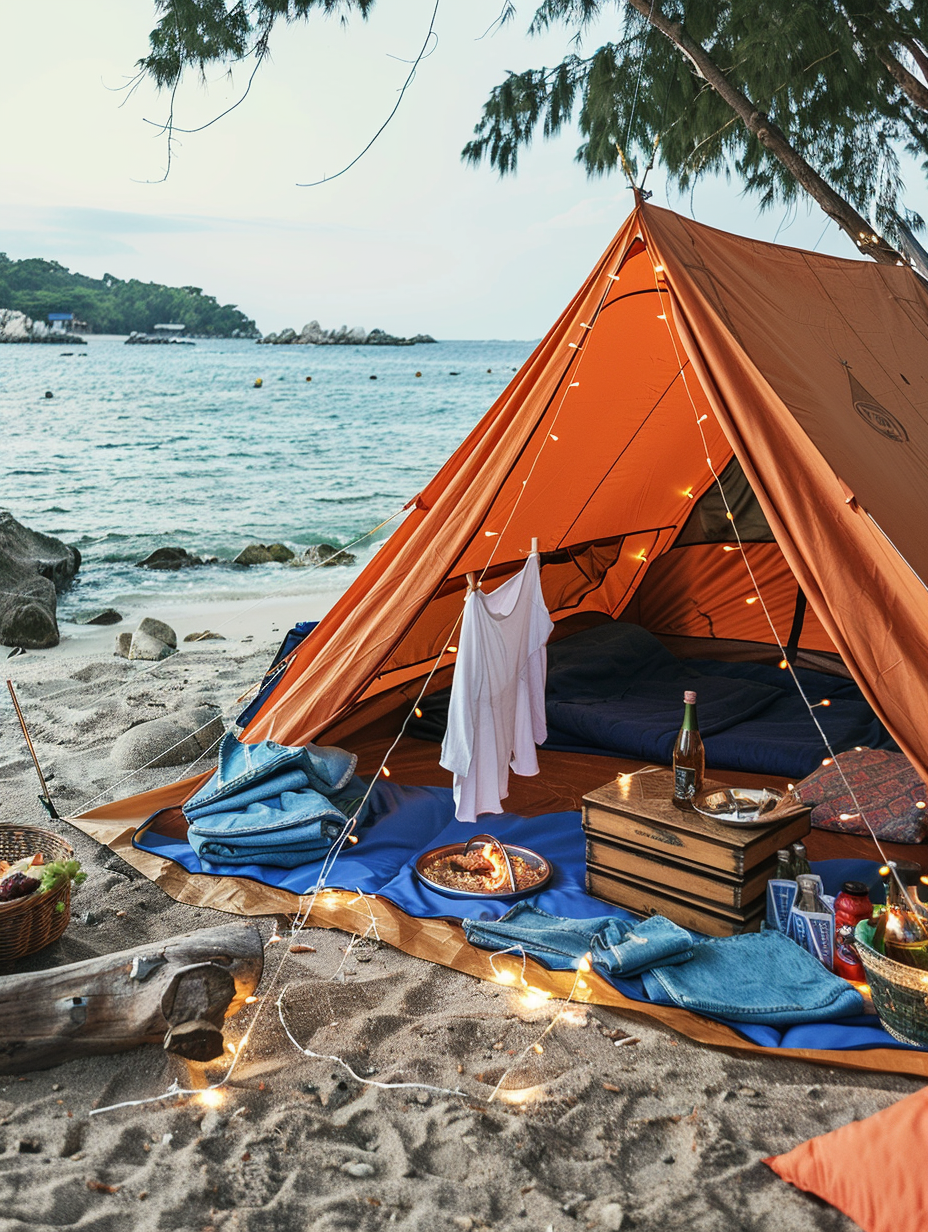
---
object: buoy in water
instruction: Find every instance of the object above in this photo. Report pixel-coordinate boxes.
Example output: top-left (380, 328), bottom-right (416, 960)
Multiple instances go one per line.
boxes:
top-left (369, 375), bottom-right (377, 380)
top-left (44, 390), bottom-right (54, 399)
top-left (487, 368), bottom-right (492, 373)
top-left (305, 376), bottom-right (312, 382)
top-left (415, 371), bottom-right (422, 378)
top-left (254, 377), bottom-right (263, 388)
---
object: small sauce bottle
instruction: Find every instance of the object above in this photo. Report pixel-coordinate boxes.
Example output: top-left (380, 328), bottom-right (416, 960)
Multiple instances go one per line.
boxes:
top-left (834, 880), bottom-right (873, 935)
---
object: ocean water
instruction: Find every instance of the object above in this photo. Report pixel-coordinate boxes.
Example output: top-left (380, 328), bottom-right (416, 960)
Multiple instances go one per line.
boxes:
top-left (0, 337), bottom-right (534, 621)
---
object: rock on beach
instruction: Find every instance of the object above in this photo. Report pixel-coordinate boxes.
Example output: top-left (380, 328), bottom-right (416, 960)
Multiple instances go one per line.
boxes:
top-left (0, 511), bottom-right (81, 648)
top-left (115, 616), bottom-right (178, 661)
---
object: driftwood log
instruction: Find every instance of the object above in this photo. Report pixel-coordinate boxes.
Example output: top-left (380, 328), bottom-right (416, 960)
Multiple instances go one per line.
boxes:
top-left (0, 924), bottom-right (263, 1074)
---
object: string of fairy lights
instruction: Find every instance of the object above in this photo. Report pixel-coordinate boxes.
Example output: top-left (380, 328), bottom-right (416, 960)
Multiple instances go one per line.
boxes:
top-left (85, 219), bottom-right (927, 1119)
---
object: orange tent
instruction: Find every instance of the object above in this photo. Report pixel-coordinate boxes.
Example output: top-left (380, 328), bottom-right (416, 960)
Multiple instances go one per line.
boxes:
top-left (72, 201), bottom-right (928, 1077)
top-left (229, 201), bottom-right (928, 781)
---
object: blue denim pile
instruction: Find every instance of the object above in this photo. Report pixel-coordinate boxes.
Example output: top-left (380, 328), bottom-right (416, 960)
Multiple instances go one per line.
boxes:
top-left (463, 903), bottom-right (864, 1024)
top-left (183, 734), bottom-right (369, 868)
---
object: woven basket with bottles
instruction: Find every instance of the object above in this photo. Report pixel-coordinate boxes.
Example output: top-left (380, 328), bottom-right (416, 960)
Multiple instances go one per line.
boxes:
top-left (854, 920), bottom-right (928, 1048)
top-left (0, 824), bottom-right (74, 964)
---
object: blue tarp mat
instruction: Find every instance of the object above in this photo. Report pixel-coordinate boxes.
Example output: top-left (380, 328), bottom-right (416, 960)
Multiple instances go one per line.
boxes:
top-left (133, 779), bottom-right (916, 1055)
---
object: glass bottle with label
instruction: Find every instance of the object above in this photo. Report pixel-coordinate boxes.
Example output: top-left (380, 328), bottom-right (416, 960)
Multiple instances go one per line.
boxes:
top-left (672, 690), bottom-right (705, 810)
top-left (874, 863), bottom-right (928, 970)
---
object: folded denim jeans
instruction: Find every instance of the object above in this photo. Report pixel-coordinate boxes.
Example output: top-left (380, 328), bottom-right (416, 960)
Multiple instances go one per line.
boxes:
top-left (463, 903), bottom-right (693, 976)
top-left (185, 733), bottom-right (357, 819)
top-left (184, 735), bottom-right (367, 869)
top-left (640, 928), bottom-right (864, 1024)
top-left (187, 787), bottom-right (348, 868)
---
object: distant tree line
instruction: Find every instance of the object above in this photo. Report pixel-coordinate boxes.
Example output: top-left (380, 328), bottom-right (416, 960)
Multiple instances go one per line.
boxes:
top-left (0, 252), bottom-right (259, 336)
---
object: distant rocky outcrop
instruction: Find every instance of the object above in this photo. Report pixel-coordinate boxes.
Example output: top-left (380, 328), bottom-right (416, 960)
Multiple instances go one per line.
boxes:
top-left (125, 332), bottom-right (195, 346)
top-left (258, 321), bottom-right (436, 347)
top-left (0, 512), bottom-right (81, 648)
top-left (0, 309), bottom-right (85, 345)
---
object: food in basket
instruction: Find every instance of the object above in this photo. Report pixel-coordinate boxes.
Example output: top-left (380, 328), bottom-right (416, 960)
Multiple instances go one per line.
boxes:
top-left (0, 853), bottom-right (43, 901)
top-left (0, 854), bottom-right (86, 907)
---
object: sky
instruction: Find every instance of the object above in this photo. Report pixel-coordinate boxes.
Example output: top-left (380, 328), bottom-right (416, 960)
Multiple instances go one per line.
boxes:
top-left (4, 2), bottom-right (927, 339)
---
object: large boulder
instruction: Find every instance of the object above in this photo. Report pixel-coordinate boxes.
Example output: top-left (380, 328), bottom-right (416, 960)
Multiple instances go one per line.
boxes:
top-left (110, 704), bottom-right (225, 770)
top-left (234, 544), bottom-right (273, 566)
top-left (0, 511), bottom-right (81, 648)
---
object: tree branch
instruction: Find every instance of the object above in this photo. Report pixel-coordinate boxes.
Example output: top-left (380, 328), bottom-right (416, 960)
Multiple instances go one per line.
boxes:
top-left (625, 0), bottom-right (904, 265)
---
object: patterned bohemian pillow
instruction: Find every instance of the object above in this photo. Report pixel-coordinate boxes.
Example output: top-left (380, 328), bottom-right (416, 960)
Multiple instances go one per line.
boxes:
top-left (796, 748), bottom-right (928, 844)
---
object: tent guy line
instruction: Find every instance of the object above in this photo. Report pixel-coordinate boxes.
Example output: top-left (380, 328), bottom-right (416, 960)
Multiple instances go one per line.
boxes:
top-left (643, 240), bottom-right (909, 900)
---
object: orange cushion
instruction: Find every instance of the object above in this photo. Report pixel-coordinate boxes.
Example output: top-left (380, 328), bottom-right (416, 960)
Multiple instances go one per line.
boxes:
top-left (764, 1084), bottom-right (928, 1230)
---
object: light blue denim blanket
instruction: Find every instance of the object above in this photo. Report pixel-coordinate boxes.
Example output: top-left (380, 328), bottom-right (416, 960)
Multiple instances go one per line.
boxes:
top-left (463, 902), bottom-right (694, 977)
top-left (184, 734), bottom-right (365, 868)
top-left (641, 929), bottom-right (864, 1024)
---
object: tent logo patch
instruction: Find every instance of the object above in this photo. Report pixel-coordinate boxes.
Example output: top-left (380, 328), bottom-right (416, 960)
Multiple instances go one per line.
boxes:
top-left (844, 363), bottom-right (909, 443)
top-left (853, 399), bottom-right (909, 442)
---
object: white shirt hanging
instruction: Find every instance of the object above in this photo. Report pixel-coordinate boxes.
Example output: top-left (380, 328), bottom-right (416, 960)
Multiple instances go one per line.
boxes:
top-left (440, 552), bottom-right (553, 822)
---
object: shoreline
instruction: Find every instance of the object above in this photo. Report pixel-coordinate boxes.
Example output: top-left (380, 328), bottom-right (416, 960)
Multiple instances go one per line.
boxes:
top-left (41, 582), bottom-right (355, 661)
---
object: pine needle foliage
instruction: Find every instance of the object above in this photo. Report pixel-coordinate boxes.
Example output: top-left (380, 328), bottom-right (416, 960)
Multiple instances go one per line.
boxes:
top-left (463, 0), bottom-right (928, 241)
top-left (141, 0), bottom-right (376, 88)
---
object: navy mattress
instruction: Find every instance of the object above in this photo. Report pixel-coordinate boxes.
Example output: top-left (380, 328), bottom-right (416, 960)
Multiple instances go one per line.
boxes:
top-left (409, 622), bottom-right (897, 780)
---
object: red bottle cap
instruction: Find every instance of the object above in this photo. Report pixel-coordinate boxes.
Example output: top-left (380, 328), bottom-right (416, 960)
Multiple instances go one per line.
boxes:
top-left (683, 690), bottom-right (697, 704)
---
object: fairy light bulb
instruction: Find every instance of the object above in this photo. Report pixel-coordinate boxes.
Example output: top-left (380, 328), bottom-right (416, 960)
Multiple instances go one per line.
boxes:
top-left (822, 758), bottom-right (833, 767)
top-left (198, 1088), bottom-right (224, 1109)
top-left (381, 766), bottom-right (391, 777)
top-left (722, 545), bottom-right (737, 553)
top-left (779, 659), bottom-right (788, 669)
top-left (745, 596), bottom-right (758, 605)
top-left (414, 707), bottom-right (423, 718)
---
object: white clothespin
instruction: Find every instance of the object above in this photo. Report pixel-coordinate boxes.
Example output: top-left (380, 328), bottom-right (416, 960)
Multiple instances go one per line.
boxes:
top-left (466, 572), bottom-right (480, 592)
top-left (530, 538), bottom-right (539, 557)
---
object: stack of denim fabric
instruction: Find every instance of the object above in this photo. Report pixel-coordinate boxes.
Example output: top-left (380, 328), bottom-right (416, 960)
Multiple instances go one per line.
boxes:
top-left (183, 733), bottom-right (369, 868)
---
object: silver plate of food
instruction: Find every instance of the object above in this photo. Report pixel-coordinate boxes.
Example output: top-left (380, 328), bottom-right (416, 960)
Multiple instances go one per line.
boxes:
top-left (692, 786), bottom-right (792, 827)
top-left (414, 833), bottom-right (552, 900)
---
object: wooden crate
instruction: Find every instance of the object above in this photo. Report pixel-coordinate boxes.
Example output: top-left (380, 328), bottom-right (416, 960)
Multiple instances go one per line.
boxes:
top-left (582, 770), bottom-right (810, 878)
top-left (582, 769), bottom-right (811, 936)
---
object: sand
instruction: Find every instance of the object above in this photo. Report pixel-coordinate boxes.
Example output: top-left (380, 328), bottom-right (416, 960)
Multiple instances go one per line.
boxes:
top-left (0, 605), bottom-right (920, 1231)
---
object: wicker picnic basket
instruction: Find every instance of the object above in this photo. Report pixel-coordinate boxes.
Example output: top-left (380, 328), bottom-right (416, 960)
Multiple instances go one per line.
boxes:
top-left (0, 824), bottom-right (74, 963)
top-left (854, 920), bottom-right (928, 1048)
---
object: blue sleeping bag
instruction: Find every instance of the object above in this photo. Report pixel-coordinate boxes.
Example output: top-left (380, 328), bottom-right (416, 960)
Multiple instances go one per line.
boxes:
top-left (542, 623), bottom-right (896, 778)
